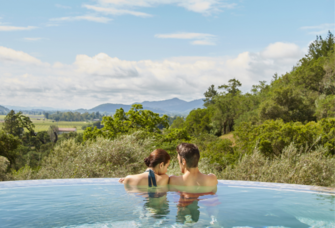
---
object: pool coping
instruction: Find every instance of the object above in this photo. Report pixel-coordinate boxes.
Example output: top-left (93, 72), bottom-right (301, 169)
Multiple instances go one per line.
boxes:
top-left (0, 178), bottom-right (334, 195)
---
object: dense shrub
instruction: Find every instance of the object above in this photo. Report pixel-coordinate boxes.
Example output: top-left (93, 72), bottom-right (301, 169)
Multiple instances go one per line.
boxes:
top-left (12, 132), bottom-right (156, 180)
top-left (0, 156), bottom-right (11, 181)
top-left (201, 139), bottom-right (238, 171)
top-left (220, 143), bottom-right (335, 187)
top-left (235, 118), bottom-right (334, 157)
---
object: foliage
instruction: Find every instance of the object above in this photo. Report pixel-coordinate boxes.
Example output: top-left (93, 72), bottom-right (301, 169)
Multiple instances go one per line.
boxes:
top-left (315, 94), bottom-right (335, 119)
top-left (0, 131), bottom-right (21, 165)
top-left (83, 104), bottom-right (169, 141)
top-left (183, 108), bottom-right (212, 136)
top-left (0, 156), bottom-right (11, 181)
top-left (58, 132), bottom-right (84, 144)
top-left (81, 121), bottom-right (103, 130)
top-left (169, 116), bottom-right (185, 129)
top-left (48, 125), bottom-right (59, 143)
top-left (235, 118), bottom-right (335, 157)
top-left (46, 111), bottom-right (103, 122)
top-left (162, 128), bottom-right (191, 143)
top-left (201, 138), bottom-right (238, 171)
top-left (318, 118), bottom-right (335, 155)
top-left (203, 84), bottom-right (217, 107)
top-left (12, 132), bottom-right (156, 180)
top-left (259, 86), bottom-right (315, 123)
top-left (220, 143), bottom-right (335, 187)
top-left (2, 110), bottom-right (35, 137)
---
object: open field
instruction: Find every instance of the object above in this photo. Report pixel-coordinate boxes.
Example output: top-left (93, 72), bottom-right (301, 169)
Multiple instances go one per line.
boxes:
top-left (0, 117), bottom-right (88, 133)
top-left (33, 120), bottom-right (87, 133)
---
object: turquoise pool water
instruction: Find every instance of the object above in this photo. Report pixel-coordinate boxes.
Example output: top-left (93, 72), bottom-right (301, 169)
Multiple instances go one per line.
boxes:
top-left (0, 179), bottom-right (334, 228)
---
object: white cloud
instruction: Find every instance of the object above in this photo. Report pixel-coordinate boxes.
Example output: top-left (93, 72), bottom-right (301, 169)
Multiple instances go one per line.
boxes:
top-left (0, 25), bottom-right (36, 31)
top-left (300, 23), bottom-right (335, 35)
top-left (23, 37), bottom-right (44, 41)
top-left (155, 32), bottom-right (216, 45)
top-left (50, 15), bottom-right (112, 23)
top-left (261, 42), bottom-right (304, 59)
top-left (83, 4), bottom-right (152, 17)
top-left (0, 46), bottom-right (43, 64)
top-left (96, 0), bottom-right (235, 14)
top-left (0, 42), bottom-right (305, 109)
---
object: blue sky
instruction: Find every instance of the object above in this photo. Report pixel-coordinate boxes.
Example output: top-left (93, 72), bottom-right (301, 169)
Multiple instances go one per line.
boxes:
top-left (0, 0), bottom-right (334, 109)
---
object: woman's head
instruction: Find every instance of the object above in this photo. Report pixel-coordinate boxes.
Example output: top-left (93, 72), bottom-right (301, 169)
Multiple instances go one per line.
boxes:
top-left (144, 149), bottom-right (170, 174)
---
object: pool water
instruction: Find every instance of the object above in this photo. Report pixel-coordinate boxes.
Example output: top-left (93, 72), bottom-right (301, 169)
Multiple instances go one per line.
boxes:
top-left (0, 179), bottom-right (334, 228)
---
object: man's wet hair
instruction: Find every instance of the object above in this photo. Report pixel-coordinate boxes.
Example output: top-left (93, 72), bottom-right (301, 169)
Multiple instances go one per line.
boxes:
top-left (176, 143), bottom-right (200, 168)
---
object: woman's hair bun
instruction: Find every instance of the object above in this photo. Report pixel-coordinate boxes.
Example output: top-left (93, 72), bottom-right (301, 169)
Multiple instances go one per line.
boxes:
top-left (144, 149), bottom-right (170, 168)
top-left (144, 157), bottom-right (151, 167)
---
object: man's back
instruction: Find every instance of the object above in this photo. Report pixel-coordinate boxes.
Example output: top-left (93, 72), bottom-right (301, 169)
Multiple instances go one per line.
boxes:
top-left (169, 171), bottom-right (218, 187)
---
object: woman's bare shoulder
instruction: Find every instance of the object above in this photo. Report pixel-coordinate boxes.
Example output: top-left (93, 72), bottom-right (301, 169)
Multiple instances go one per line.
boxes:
top-left (159, 174), bottom-right (169, 179)
top-left (124, 173), bottom-right (146, 184)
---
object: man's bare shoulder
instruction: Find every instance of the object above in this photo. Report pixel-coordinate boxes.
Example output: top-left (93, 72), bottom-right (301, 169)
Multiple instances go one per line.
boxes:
top-left (206, 173), bottom-right (218, 185)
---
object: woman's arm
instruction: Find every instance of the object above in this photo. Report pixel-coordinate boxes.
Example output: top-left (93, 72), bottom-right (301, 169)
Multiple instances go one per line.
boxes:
top-left (118, 178), bottom-right (125, 183)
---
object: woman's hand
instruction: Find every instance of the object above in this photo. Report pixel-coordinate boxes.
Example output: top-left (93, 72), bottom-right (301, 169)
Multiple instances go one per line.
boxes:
top-left (118, 178), bottom-right (125, 183)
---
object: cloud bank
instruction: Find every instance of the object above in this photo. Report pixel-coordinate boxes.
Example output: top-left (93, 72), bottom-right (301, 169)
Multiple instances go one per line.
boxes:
top-left (0, 42), bottom-right (304, 109)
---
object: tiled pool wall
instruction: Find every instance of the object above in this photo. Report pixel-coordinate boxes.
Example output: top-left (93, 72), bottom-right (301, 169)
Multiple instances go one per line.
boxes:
top-left (0, 178), bottom-right (334, 195)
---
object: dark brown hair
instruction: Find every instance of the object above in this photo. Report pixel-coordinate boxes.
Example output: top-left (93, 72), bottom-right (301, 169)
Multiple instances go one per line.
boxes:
top-left (144, 149), bottom-right (170, 168)
top-left (176, 143), bottom-right (200, 168)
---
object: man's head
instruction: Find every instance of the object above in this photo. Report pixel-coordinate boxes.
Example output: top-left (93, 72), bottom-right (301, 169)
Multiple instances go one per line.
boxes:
top-left (176, 143), bottom-right (200, 172)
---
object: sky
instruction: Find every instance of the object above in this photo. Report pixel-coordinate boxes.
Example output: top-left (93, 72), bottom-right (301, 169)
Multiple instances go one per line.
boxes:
top-left (0, 0), bottom-right (334, 109)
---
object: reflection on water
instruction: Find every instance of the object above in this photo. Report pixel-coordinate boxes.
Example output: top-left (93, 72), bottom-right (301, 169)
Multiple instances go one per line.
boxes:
top-left (123, 184), bottom-right (334, 227)
top-left (124, 184), bottom-right (221, 226)
top-left (175, 189), bottom-right (220, 225)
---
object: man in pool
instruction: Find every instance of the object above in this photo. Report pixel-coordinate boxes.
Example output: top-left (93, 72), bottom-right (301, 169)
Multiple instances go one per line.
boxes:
top-left (169, 143), bottom-right (219, 226)
top-left (169, 143), bottom-right (218, 187)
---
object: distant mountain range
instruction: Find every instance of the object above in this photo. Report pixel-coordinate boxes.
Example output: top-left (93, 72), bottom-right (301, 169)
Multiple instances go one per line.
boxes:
top-left (2, 105), bottom-right (65, 111)
top-left (0, 105), bottom-right (10, 114)
top-left (80, 98), bottom-right (205, 115)
top-left (1, 98), bottom-right (205, 115)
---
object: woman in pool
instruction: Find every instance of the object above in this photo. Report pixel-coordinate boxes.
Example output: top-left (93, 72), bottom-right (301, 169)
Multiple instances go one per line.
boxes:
top-left (118, 149), bottom-right (170, 187)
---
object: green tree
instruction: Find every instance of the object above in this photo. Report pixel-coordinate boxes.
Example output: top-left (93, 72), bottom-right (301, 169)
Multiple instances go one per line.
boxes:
top-left (210, 79), bottom-right (244, 135)
top-left (44, 112), bottom-right (49, 119)
top-left (0, 130), bottom-right (21, 165)
top-left (183, 108), bottom-right (212, 136)
top-left (83, 104), bottom-right (169, 141)
top-left (303, 31), bottom-right (334, 61)
top-left (315, 94), bottom-right (335, 120)
top-left (2, 111), bottom-right (35, 137)
top-left (218, 78), bottom-right (242, 96)
top-left (170, 116), bottom-right (185, 129)
top-left (203, 84), bottom-right (217, 107)
top-left (259, 86), bottom-right (315, 122)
